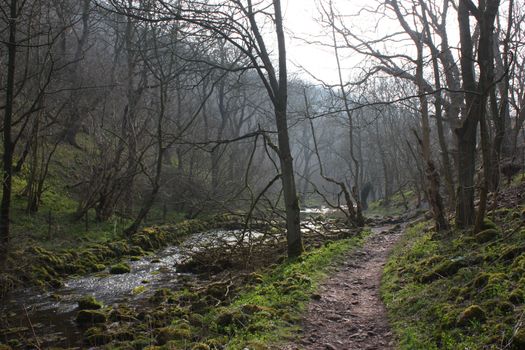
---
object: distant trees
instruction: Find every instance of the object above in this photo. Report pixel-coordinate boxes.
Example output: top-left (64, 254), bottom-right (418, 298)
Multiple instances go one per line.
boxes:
top-left (316, 0), bottom-right (523, 232)
top-left (1, 0), bottom-right (521, 262)
top-left (1, 0), bottom-right (72, 257)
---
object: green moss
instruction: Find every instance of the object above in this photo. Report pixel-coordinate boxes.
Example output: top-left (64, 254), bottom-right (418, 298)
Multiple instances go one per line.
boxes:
top-left (191, 343), bottom-right (210, 350)
top-left (479, 273), bottom-right (509, 298)
top-left (78, 295), bottom-right (103, 310)
top-left (421, 258), bottom-right (466, 282)
top-left (76, 310), bottom-right (107, 326)
top-left (84, 326), bottom-right (112, 346)
top-left (109, 305), bottom-right (136, 322)
top-left (501, 244), bottom-right (525, 261)
top-left (109, 263), bottom-right (131, 274)
top-left (382, 210), bottom-right (525, 349)
top-left (132, 286), bottom-right (147, 295)
top-left (91, 263), bottom-right (106, 272)
top-left (206, 337), bottom-right (228, 348)
top-left (216, 308), bottom-right (248, 328)
top-left (456, 305), bottom-right (486, 327)
top-left (156, 326), bottom-right (192, 345)
top-left (482, 218), bottom-right (498, 230)
top-left (475, 228), bottom-right (499, 243)
top-left (187, 313), bottom-right (206, 327)
top-left (149, 288), bottom-right (175, 303)
top-left (508, 288), bottom-right (524, 304)
top-left (472, 272), bottom-right (490, 288)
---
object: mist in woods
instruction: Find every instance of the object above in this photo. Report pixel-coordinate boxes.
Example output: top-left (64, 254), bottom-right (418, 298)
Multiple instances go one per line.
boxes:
top-left (1, 0), bottom-right (525, 349)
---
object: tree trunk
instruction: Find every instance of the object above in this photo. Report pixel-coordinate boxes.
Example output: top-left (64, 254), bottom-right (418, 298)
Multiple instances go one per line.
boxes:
top-left (1, 0), bottom-right (18, 264)
top-left (455, 0), bottom-right (480, 228)
top-left (456, 0), bottom-right (500, 228)
top-left (275, 102), bottom-right (303, 257)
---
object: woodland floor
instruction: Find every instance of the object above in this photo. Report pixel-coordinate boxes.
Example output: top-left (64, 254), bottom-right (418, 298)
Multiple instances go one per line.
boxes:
top-left (282, 223), bottom-right (404, 350)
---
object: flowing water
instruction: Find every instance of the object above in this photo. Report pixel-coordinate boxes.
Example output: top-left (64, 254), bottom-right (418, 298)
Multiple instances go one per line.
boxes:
top-left (0, 229), bottom-right (266, 348)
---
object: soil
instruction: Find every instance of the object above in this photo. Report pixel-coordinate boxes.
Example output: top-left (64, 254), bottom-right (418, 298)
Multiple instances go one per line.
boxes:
top-left (282, 224), bottom-right (404, 350)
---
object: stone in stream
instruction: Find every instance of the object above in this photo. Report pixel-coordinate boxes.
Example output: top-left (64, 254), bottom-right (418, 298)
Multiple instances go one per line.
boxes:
top-left (109, 263), bottom-right (131, 274)
top-left (77, 295), bottom-right (103, 310)
top-left (75, 310), bottom-right (107, 326)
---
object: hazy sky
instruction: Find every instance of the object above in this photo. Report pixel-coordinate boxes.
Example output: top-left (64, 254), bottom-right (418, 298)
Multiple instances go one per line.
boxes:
top-left (283, 0), bottom-right (342, 83)
top-left (281, 0), bottom-right (461, 85)
top-left (282, 0), bottom-right (374, 84)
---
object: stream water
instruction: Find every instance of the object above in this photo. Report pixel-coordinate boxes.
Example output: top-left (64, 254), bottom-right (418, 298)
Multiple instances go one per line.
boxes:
top-left (0, 229), bottom-right (266, 348)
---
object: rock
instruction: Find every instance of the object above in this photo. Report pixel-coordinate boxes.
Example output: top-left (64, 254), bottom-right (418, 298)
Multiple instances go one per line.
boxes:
top-left (78, 295), bottom-right (103, 310)
top-left (192, 343), bottom-right (210, 350)
top-left (84, 326), bottom-right (111, 346)
top-left (311, 293), bottom-right (322, 300)
top-left (92, 264), bottom-right (106, 272)
top-left (456, 305), bottom-right (486, 327)
top-left (509, 288), bottom-right (524, 304)
top-left (216, 308), bottom-right (247, 327)
top-left (481, 218), bottom-right (498, 230)
top-left (109, 263), bottom-right (131, 274)
top-left (421, 259), bottom-right (466, 282)
top-left (156, 326), bottom-right (191, 345)
top-left (76, 310), bottom-right (107, 326)
top-left (475, 229), bottom-right (499, 243)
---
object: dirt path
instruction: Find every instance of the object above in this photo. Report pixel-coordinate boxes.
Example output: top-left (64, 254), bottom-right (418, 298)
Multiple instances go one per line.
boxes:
top-left (282, 224), bottom-right (404, 350)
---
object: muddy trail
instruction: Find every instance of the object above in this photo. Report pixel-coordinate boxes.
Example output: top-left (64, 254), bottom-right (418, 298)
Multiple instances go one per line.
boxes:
top-left (283, 223), bottom-right (405, 350)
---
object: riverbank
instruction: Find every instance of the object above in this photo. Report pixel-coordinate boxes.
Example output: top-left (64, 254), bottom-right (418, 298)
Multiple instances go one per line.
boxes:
top-left (0, 214), bottom-right (245, 297)
top-left (0, 214), bottom-right (378, 349)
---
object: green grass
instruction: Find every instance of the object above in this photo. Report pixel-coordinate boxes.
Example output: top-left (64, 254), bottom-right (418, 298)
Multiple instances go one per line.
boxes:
top-left (381, 210), bottom-right (525, 350)
top-left (366, 200), bottom-right (405, 217)
top-left (207, 229), bottom-right (371, 349)
top-left (7, 175), bottom-right (132, 250)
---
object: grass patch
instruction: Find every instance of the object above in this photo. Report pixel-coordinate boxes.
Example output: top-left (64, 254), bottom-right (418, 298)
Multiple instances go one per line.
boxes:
top-left (381, 209), bottom-right (525, 349)
top-left (366, 190), bottom-right (413, 217)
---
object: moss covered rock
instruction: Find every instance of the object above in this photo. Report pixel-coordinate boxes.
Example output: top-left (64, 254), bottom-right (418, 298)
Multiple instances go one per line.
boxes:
top-left (502, 244), bottom-right (525, 261)
top-left (76, 310), bottom-right (107, 326)
top-left (84, 326), bottom-right (111, 346)
top-left (91, 263), bottom-right (106, 272)
top-left (216, 307), bottom-right (248, 327)
top-left (421, 259), bottom-right (466, 282)
top-left (78, 295), bottom-right (103, 310)
top-left (109, 305), bottom-right (136, 322)
top-left (191, 343), bottom-right (210, 350)
top-left (457, 305), bottom-right (486, 327)
top-left (109, 263), bottom-right (131, 274)
top-left (475, 229), bottom-right (499, 243)
top-left (149, 288), bottom-right (175, 303)
top-left (155, 326), bottom-right (192, 345)
top-left (509, 288), bottom-right (524, 304)
top-left (482, 218), bottom-right (498, 230)
top-left (472, 272), bottom-right (490, 288)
